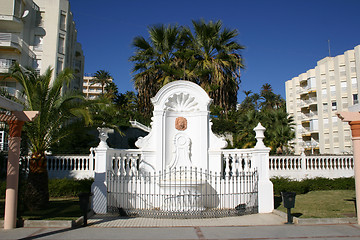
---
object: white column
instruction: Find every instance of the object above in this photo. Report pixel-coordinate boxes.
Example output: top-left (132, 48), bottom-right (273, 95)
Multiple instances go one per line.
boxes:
top-left (253, 123), bottom-right (274, 213)
top-left (91, 128), bottom-right (112, 214)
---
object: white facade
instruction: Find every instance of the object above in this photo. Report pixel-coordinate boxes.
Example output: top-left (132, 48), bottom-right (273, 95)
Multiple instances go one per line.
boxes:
top-left (91, 81), bottom-right (274, 215)
top-left (82, 76), bottom-right (113, 99)
top-left (0, 0), bottom-right (84, 96)
top-left (286, 45), bottom-right (360, 155)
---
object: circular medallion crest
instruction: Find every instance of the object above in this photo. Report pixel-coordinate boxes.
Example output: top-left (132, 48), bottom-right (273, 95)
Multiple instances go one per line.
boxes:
top-left (175, 117), bottom-right (187, 131)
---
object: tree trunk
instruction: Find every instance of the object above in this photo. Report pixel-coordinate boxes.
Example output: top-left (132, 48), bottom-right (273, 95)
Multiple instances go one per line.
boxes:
top-left (24, 153), bottom-right (49, 211)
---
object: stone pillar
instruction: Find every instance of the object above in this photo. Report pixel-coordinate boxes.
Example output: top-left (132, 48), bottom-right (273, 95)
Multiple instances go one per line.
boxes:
top-left (4, 120), bottom-right (24, 230)
top-left (337, 112), bottom-right (360, 225)
top-left (350, 121), bottom-right (360, 224)
top-left (253, 123), bottom-right (274, 213)
top-left (91, 128), bottom-right (112, 214)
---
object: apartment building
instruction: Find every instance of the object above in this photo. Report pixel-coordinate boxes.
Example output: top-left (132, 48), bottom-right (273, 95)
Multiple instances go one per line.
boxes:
top-left (286, 45), bottom-right (360, 155)
top-left (0, 0), bottom-right (84, 97)
top-left (83, 75), bottom-right (113, 99)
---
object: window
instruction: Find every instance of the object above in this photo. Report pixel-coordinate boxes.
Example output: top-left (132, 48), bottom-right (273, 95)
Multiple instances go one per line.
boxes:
top-left (339, 65), bottom-right (346, 77)
top-left (56, 58), bottom-right (63, 75)
top-left (329, 70), bottom-right (335, 80)
top-left (310, 119), bottom-right (318, 131)
top-left (353, 94), bottom-right (358, 105)
top-left (322, 88), bottom-right (327, 98)
top-left (321, 74), bottom-right (326, 84)
top-left (308, 77), bottom-right (316, 89)
top-left (342, 97), bottom-right (348, 109)
top-left (323, 118), bottom-right (329, 129)
top-left (332, 101), bottom-right (337, 111)
top-left (352, 77), bottom-right (357, 89)
top-left (58, 34), bottom-right (65, 54)
top-left (0, 59), bottom-right (15, 69)
top-left (350, 61), bottom-right (356, 73)
top-left (332, 116), bottom-right (338, 123)
top-left (341, 81), bottom-right (347, 91)
top-left (14, 0), bottom-right (22, 18)
top-left (330, 85), bottom-right (336, 96)
top-left (323, 103), bottom-right (328, 113)
top-left (60, 12), bottom-right (66, 30)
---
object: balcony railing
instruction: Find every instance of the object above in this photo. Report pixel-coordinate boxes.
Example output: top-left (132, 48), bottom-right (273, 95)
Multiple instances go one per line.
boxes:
top-left (0, 33), bottom-right (36, 58)
top-left (0, 58), bottom-right (15, 73)
top-left (0, 87), bottom-right (25, 102)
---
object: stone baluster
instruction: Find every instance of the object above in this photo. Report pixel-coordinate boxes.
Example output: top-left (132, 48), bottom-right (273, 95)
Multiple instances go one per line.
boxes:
top-left (91, 127), bottom-right (113, 214)
top-left (252, 122), bottom-right (273, 213)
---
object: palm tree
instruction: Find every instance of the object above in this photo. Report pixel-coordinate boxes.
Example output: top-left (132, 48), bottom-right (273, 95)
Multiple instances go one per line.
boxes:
top-left (130, 20), bottom-right (245, 116)
top-left (259, 84), bottom-right (284, 110)
top-left (233, 110), bottom-right (260, 148)
top-left (190, 19), bottom-right (245, 111)
top-left (9, 64), bottom-right (91, 209)
top-left (130, 24), bottom-right (184, 116)
top-left (92, 70), bottom-right (112, 94)
top-left (261, 108), bottom-right (295, 154)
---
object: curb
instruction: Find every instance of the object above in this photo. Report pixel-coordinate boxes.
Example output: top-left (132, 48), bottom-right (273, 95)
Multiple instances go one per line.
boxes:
top-left (23, 220), bottom-right (74, 228)
top-left (272, 210), bottom-right (357, 225)
top-left (0, 211), bottom-right (95, 228)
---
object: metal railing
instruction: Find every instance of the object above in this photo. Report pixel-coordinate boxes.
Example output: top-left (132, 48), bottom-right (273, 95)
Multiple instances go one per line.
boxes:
top-left (107, 167), bottom-right (258, 218)
top-left (0, 33), bottom-right (36, 58)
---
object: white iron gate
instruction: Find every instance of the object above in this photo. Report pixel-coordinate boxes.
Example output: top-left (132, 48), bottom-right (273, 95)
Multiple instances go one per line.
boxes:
top-left (107, 167), bottom-right (258, 218)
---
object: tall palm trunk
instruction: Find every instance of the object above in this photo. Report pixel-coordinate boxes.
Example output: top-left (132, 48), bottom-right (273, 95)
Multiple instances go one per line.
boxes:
top-left (24, 152), bottom-right (49, 210)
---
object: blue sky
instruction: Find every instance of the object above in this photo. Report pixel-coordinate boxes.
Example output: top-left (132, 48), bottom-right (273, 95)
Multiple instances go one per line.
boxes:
top-left (69, 0), bottom-right (360, 102)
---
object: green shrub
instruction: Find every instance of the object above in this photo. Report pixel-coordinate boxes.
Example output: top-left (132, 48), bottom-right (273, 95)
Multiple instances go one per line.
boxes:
top-left (48, 178), bottom-right (94, 197)
top-left (0, 181), bottom-right (6, 199)
top-left (271, 177), bottom-right (355, 195)
top-left (0, 178), bottom-right (94, 199)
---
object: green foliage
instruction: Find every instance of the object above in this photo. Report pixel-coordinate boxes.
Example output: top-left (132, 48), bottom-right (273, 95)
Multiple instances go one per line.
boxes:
top-left (235, 84), bottom-right (295, 153)
top-left (92, 70), bottom-right (113, 95)
top-left (271, 177), bottom-right (355, 195)
top-left (130, 20), bottom-right (245, 118)
top-left (0, 178), bottom-right (94, 199)
top-left (0, 181), bottom-right (5, 199)
top-left (50, 127), bottom-right (98, 154)
top-left (48, 178), bottom-right (94, 198)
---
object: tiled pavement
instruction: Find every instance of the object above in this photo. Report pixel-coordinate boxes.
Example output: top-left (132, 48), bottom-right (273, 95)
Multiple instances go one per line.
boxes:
top-left (87, 213), bottom-right (285, 227)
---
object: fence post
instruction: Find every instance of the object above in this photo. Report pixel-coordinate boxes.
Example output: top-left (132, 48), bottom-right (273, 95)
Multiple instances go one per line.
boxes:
top-left (253, 123), bottom-right (273, 213)
top-left (91, 127), bottom-right (113, 214)
top-left (300, 149), bottom-right (306, 180)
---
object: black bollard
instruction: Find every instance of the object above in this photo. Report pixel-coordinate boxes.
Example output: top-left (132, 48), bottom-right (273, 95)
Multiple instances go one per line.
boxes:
top-left (281, 192), bottom-right (296, 224)
top-left (78, 192), bottom-right (92, 226)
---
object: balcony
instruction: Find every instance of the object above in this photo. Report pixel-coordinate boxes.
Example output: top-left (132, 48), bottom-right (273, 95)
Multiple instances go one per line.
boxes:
top-left (0, 86), bottom-right (25, 101)
top-left (0, 33), bottom-right (35, 58)
top-left (0, 58), bottom-right (15, 73)
top-left (303, 140), bottom-right (319, 151)
top-left (0, 33), bottom-right (21, 50)
top-left (300, 99), bottom-right (310, 107)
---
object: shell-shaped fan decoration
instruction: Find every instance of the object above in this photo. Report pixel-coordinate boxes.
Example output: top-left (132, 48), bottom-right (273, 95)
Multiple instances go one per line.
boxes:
top-left (165, 93), bottom-right (199, 112)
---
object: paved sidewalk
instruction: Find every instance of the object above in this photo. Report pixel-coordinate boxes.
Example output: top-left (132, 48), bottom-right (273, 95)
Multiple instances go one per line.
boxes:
top-left (1, 214), bottom-right (360, 240)
top-left (1, 223), bottom-right (360, 239)
top-left (87, 213), bottom-right (285, 227)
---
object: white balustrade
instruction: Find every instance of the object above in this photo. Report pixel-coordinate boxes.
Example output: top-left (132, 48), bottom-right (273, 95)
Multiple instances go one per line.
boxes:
top-left (106, 149), bottom-right (142, 176)
top-left (269, 155), bottom-right (354, 180)
top-left (221, 150), bottom-right (254, 175)
top-left (47, 155), bottom-right (95, 179)
top-left (19, 154), bottom-right (96, 179)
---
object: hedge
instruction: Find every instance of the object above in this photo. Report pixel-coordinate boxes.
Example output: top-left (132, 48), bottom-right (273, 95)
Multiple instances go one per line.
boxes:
top-left (271, 177), bottom-right (355, 195)
top-left (0, 178), bottom-right (93, 199)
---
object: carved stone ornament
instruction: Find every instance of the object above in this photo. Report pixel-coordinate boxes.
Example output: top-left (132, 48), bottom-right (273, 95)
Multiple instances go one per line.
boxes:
top-left (164, 93), bottom-right (199, 112)
top-left (175, 117), bottom-right (187, 131)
